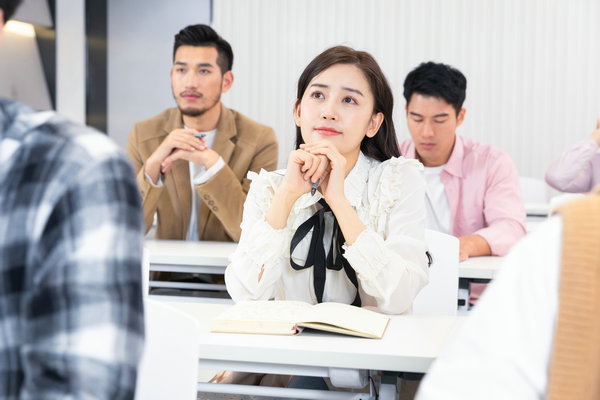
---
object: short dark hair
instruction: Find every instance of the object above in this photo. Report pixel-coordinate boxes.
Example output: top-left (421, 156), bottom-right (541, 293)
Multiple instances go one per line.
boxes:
top-left (173, 24), bottom-right (233, 74)
top-left (403, 61), bottom-right (467, 116)
top-left (295, 46), bottom-right (401, 162)
top-left (0, 0), bottom-right (22, 22)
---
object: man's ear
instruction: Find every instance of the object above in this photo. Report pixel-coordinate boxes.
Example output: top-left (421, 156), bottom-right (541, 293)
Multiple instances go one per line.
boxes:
top-left (366, 112), bottom-right (384, 138)
top-left (456, 108), bottom-right (466, 127)
top-left (294, 99), bottom-right (301, 127)
top-left (221, 70), bottom-right (234, 93)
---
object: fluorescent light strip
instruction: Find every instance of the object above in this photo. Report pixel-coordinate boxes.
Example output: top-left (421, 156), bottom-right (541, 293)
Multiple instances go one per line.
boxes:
top-left (4, 21), bottom-right (35, 38)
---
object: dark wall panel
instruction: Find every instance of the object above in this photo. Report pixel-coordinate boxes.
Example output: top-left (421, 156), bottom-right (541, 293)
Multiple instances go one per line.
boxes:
top-left (85, 0), bottom-right (107, 133)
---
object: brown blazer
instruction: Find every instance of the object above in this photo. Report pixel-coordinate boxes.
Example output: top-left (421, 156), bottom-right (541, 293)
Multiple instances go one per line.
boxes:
top-left (125, 104), bottom-right (278, 242)
top-left (547, 188), bottom-right (600, 400)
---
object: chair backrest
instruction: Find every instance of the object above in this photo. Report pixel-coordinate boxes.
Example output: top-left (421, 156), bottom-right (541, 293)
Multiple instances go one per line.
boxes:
top-left (519, 176), bottom-right (548, 204)
top-left (135, 299), bottom-right (201, 400)
top-left (412, 229), bottom-right (459, 316)
top-left (549, 192), bottom-right (584, 214)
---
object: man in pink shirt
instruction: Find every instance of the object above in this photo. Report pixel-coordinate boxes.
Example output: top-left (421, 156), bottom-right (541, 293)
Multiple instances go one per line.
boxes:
top-left (399, 62), bottom-right (526, 263)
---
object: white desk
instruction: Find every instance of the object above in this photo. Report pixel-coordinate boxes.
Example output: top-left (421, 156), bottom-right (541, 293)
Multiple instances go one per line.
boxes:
top-left (524, 202), bottom-right (550, 217)
top-left (145, 240), bottom-right (237, 293)
top-left (526, 215), bottom-right (548, 233)
top-left (458, 255), bottom-right (504, 280)
top-left (162, 300), bottom-right (464, 400)
top-left (457, 256), bottom-right (504, 311)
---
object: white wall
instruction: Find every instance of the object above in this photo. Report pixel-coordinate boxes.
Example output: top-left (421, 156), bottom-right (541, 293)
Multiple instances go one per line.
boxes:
top-left (107, 0), bottom-right (211, 147)
top-left (56, 0), bottom-right (85, 124)
top-left (213, 0), bottom-right (600, 181)
top-left (0, 0), bottom-right (52, 111)
top-left (0, 25), bottom-right (52, 111)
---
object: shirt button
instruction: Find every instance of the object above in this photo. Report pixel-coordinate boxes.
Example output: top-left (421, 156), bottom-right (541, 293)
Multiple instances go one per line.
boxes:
top-left (208, 200), bottom-right (214, 205)
top-left (212, 206), bottom-right (218, 212)
top-left (203, 194), bottom-right (210, 200)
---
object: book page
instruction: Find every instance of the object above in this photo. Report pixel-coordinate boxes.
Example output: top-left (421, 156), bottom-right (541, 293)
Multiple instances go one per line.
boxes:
top-left (211, 300), bottom-right (390, 338)
top-left (211, 300), bottom-right (312, 335)
top-left (298, 302), bottom-right (390, 339)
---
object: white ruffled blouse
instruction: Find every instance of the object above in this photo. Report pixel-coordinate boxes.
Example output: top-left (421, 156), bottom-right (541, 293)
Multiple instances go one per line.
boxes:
top-left (225, 152), bottom-right (428, 314)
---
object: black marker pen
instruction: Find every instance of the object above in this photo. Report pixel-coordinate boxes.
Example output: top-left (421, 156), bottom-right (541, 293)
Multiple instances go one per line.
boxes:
top-left (311, 179), bottom-right (320, 196)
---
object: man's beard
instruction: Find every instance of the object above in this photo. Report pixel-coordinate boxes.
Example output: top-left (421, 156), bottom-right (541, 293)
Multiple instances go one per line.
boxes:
top-left (179, 106), bottom-right (208, 117)
top-left (174, 90), bottom-right (221, 117)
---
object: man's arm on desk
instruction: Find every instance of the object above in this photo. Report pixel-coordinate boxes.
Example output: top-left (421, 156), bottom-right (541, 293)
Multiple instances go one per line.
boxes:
top-left (458, 234), bottom-right (491, 261)
top-left (468, 151), bottom-right (526, 258)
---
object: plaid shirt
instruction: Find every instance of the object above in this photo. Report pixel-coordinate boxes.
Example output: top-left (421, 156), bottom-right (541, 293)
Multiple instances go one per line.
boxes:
top-left (0, 98), bottom-right (144, 399)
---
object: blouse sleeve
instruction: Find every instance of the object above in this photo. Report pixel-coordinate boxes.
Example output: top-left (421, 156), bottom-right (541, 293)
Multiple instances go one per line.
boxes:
top-left (224, 170), bottom-right (292, 302)
top-left (545, 138), bottom-right (600, 193)
top-left (343, 158), bottom-right (429, 314)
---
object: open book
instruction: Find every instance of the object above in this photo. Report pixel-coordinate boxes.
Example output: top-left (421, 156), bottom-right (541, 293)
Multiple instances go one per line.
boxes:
top-left (211, 300), bottom-right (390, 339)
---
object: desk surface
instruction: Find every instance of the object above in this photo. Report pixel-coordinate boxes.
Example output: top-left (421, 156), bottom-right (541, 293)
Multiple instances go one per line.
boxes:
top-left (164, 300), bottom-right (464, 374)
top-left (525, 202), bottom-right (550, 217)
top-left (458, 255), bottom-right (504, 280)
top-left (145, 240), bottom-right (237, 266)
top-left (526, 215), bottom-right (548, 233)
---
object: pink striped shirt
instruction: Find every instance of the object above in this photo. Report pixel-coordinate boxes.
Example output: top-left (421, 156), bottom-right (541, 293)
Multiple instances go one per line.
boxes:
top-left (400, 135), bottom-right (526, 256)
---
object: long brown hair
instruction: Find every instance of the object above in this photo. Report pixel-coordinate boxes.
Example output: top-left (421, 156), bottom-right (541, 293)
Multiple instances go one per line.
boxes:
top-left (295, 46), bottom-right (400, 161)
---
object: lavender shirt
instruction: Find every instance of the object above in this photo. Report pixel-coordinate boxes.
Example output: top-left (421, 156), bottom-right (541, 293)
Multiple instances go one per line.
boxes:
top-left (545, 138), bottom-right (600, 193)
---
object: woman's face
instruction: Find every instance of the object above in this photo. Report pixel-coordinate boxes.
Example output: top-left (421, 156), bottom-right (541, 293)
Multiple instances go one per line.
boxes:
top-left (295, 64), bottom-right (382, 159)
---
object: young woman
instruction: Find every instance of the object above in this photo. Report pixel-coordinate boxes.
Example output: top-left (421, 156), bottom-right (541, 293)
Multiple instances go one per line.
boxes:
top-left (225, 46), bottom-right (428, 315)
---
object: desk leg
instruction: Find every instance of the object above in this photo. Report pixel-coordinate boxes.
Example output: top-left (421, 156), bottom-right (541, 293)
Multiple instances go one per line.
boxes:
top-left (457, 278), bottom-right (470, 313)
top-left (379, 371), bottom-right (398, 400)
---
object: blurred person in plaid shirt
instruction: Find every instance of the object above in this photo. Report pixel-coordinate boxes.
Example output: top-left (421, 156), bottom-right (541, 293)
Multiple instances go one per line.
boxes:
top-left (0, 1), bottom-right (145, 398)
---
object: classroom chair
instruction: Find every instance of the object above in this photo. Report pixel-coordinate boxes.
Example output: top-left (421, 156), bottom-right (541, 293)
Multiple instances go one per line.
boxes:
top-left (549, 192), bottom-right (584, 214)
top-left (134, 299), bottom-right (201, 400)
top-left (412, 229), bottom-right (459, 316)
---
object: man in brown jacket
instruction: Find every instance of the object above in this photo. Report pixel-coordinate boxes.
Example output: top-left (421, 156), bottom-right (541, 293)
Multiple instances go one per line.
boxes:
top-left (126, 24), bottom-right (278, 242)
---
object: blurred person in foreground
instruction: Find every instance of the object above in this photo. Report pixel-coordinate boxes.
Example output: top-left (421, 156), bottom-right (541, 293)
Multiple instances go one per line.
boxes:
top-left (417, 188), bottom-right (600, 400)
top-left (0, 1), bottom-right (145, 398)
